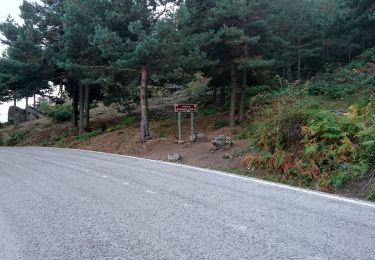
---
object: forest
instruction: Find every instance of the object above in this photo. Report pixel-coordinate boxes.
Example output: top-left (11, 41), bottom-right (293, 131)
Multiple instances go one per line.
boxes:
top-left (0, 0), bottom-right (375, 195)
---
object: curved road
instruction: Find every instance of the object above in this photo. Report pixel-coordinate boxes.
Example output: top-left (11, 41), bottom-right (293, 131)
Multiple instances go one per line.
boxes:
top-left (0, 147), bottom-right (374, 259)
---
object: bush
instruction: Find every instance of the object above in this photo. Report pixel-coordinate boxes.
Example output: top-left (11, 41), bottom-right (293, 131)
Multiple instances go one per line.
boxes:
top-left (108, 116), bottom-right (137, 132)
top-left (6, 129), bottom-right (30, 146)
top-left (308, 81), bottom-right (358, 99)
top-left (368, 185), bottom-right (375, 201)
top-left (212, 118), bottom-right (228, 130)
top-left (245, 87), bottom-right (375, 190)
top-left (74, 128), bottom-right (103, 142)
top-left (36, 98), bottom-right (72, 122)
top-left (0, 135), bottom-right (4, 146)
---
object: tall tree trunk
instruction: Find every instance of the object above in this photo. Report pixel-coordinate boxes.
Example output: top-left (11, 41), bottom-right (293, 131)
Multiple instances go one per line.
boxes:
top-left (140, 64), bottom-right (150, 142)
top-left (348, 47), bottom-right (351, 63)
top-left (212, 86), bottom-right (218, 103)
top-left (229, 59), bottom-right (237, 127)
top-left (219, 85), bottom-right (226, 105)
top-left (33, 94), bottom-right (36, 107)
top-left (25, 97), bottom-right (29, 122)
top-left (79, 84), bottom-right (85, 134)
top-left (297, 38), bottom-right (301, 80)
top-left (83, 85), bottom-right (90, 130)
top-left (239, 70), bottom-right (246, 122)
top-left (71, 83), bottom-right (79, 129)
top-left (287, 63), bottom-right (292, 81)
top-left (13, 97), bottom-right (16, 107)
top-left (239, 42), bottom-right (248, 122)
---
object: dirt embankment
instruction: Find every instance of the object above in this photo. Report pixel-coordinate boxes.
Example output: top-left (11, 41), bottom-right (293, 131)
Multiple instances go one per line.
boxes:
top-left (0, 107), bottom-right (253, 173)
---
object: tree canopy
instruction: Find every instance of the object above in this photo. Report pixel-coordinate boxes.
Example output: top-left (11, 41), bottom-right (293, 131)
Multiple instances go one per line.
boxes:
top-left (0, 0), bottom-right (373, 136)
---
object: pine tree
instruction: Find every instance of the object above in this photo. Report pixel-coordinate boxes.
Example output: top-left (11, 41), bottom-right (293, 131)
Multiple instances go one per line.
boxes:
top-left (94, 0), bottom-right (182, 141)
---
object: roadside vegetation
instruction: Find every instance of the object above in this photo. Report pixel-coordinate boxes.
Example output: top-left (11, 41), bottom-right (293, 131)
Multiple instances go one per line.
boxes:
top-left (0, 0), bottom-right (374, 199)
top-left (244, 49), bottom-right (375, 197)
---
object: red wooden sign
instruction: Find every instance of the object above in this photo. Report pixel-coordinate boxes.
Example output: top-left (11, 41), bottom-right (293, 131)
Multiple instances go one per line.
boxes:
top-left (174, 104), bottom-right (198, 113)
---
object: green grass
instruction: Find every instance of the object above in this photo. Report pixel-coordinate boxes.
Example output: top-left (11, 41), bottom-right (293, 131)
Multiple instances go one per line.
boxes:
top-left (6, 129), bottom-right (31, 146)
top-left (108, 116), bottom-right (137, 132)
top-left (74, 128), bottom-right (103, 142)
top-left (368, 185), bottom-right (375, 201)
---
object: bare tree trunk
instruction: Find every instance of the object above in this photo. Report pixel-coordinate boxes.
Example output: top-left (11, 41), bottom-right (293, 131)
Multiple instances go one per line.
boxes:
top-left (229, 59), bottom-right (237, 127)
top-left (348, 47), bottom-right (351, 63)
top-left (71, 83), bottom-right (79, 129)
top-left (287, 63), bottom-right (292, 81)
top-left (239, 42), bottom-right (248, 122)
top-left (33, 94), bottom-right (36, 107)
top-left (25, 97), bottom-right (29, 122)
top-left (79, 84), bottom-right (85, 134)
top-left (239, 70), bottom-right (246, 122)
top-left (83, 85), bottom-right (90, 130)
top-left (13, 96), bottom-right (16, 107)
top-left (219, 85), bottom-right (225, 105)
top-left (140, 64), bottom-right (150, 142)
top-left (297, 38), bottom-right (301, 80)
top-left (212, 86), bottom-right (218, 103)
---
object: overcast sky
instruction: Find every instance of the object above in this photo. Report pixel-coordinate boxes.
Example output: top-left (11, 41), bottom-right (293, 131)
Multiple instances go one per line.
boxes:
top-left (0, 0), bottom-right (25, 122)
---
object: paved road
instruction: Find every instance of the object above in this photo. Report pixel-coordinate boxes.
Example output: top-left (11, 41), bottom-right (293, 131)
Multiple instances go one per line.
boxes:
top-left (0, 147), bottom-right (374, 260)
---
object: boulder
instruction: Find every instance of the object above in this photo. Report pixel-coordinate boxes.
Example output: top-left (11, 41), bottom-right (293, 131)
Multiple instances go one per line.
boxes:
top-left (25, 107), bottom-right (42, 121)
top-left (8, 106), bottom-right (26, 123)
top-left (196, 133), bottom-right (208, 142)
top-left (211, 135), bottom-right (233, 150)
top-left (167, 153), bottom-right (182, 162)
top-left (223, 153), bottom-right (233, 160)
top-left (8, 106), bottom-right (42, 124)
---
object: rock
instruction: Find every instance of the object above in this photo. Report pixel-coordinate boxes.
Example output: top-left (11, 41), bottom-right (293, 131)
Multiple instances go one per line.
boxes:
top-left (189, 133), bottom-right (197, 142)
top-left (167, 153), bottom-right (181, 162)
top-left (335, 109), bottom-right (347, 115)
top-left (8, 106), bottom-right (42, 124)
top-left (211, 135), bottom-right (233, 150)
top-left (8, 106), bottom-right (26, 123)
top-left (338, 162), bottom-right (351, 169)
top-left (196, 133), bottom-right (208, 142)
top-left (25, 107), bottom-right (42, 121)
top-left (223, 153), bottom-right (233, 160)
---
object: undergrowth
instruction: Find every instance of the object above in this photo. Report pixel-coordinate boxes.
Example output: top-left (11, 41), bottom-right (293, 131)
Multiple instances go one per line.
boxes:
top-left (6, 129), bottom-right (31, 146)
top-left (244, 50), bottom-right (375, 194)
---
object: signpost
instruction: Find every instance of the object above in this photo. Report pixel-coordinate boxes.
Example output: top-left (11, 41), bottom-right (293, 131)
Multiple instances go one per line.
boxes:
top-left (174, 104), bottom-right (198, 143)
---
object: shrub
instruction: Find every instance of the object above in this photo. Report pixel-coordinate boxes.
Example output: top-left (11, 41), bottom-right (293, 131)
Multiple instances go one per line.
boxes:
top-left (6, 129), bottom-right (30, 146)
top-left (212, 118), bottom-right (228, 130)
top-left (368, 185), bottom-right (375, 201)
top-left (74, 128), bottom-right (103, 142)
top-left (36, 98), bottom-right (72, 122)
top-left (245, 87), bottom-right (375, 190)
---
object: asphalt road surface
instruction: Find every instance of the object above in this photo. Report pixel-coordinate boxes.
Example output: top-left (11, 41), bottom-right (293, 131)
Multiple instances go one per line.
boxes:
top-left (0, 147), bottom-right (374, 260)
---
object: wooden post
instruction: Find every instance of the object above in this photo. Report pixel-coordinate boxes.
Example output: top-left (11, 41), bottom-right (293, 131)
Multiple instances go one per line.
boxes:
top-left (178, 112), bottom-right (183, 144)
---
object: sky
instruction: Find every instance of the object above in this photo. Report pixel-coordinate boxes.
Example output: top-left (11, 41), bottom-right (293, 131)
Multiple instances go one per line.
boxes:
top-left (0, 0), bottom-right (27, 122)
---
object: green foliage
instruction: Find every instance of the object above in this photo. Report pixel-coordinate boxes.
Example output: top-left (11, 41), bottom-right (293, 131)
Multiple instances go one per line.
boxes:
top-left (0, 135), bottom-right (4, 146)
top-left (199, 105), bottom-right (228, 116)
top-left (238, 130), bottom-right (248, 140)
top-left (212, 118), bottom-right (228, 130)
top-left (6, 129), bottom-right (30, 146)
top-left (246, 79), bottom-right (375, 191)
top-left (74, 129), bottom-right (103, 142)
top-left (37, 99), bottom-right (72, 122)
top-left (368, 185), bottom-right (375, 201)
top-left (149, 111), bottom-right (170, 122)
top-left (308, 81), bottom-right (358, 99)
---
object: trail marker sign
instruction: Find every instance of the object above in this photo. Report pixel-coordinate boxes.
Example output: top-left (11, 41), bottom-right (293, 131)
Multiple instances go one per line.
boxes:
top-left (174, 104), bottom-right (198, 113)
top-left (174, 104), bottom-right (198, 144)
